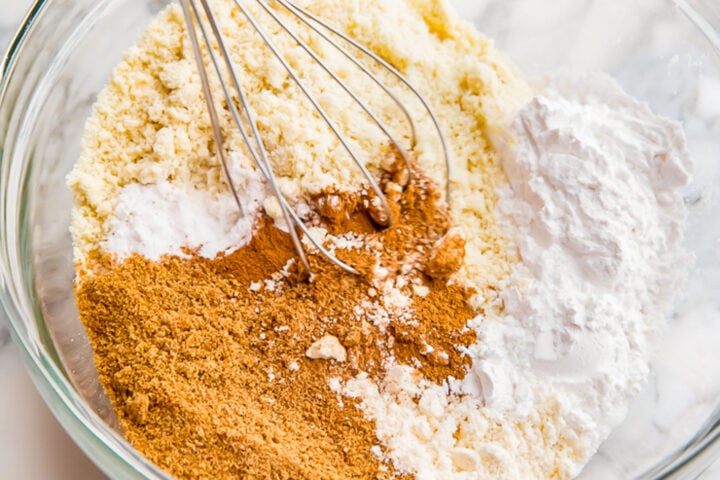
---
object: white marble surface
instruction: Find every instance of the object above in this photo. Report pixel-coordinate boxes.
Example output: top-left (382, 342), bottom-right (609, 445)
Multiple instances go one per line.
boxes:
top-left (1, 1), bottom-right (719, 479)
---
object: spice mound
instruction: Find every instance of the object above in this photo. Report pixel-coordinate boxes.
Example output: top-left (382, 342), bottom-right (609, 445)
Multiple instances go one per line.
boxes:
top-left (77, 171), bottom-right (474, 479)
top-left (69, 1), bottom-right (692, 479)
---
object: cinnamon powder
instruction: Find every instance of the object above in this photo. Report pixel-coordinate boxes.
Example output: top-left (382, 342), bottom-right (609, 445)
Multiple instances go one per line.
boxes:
top-left (76, 172), bottom-right (479, 479)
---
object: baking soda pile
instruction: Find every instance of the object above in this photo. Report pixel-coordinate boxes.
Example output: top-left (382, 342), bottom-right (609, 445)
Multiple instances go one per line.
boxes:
top-left (69, 1), bottom-right (692, 479)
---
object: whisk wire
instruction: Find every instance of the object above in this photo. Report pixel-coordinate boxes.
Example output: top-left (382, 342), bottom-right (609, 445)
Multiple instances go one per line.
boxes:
top-left (225, 0), bottom-right (363, 275)
top-left (284, 1), bottom-right (452, 201)
top-left (180, 0), bottom-right (452, 277)
top-left (183, 0), bottom-right (313, 274)
top-left (256, 0), bottom-right (414, 184)
top-left (275, 0), bottom-right (418, 153)
top-left (180, 0), bottom-right (245, 215)
top-left (230, 0), bottom-right (393, 228)
top-left (182, 0), bottom-right (362, 276)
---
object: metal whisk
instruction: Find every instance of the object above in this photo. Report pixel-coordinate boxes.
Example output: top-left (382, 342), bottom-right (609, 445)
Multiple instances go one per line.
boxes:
top-left (179, 0), bottom-right (450, 276)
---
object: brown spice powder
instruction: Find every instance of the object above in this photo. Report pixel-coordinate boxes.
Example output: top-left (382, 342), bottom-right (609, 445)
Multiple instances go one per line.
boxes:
top-left (76, 173), bottom-right (480, 479)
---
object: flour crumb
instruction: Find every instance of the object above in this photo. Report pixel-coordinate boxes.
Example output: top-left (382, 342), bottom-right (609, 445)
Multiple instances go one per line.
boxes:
top-left (306, 335), bottom-right (347, 362)
top-left (412, 285), bottom-right (429, 298)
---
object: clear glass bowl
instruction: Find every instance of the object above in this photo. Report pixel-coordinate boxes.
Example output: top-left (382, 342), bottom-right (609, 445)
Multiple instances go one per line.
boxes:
top-left (1, 0), bottom-right (718, 478)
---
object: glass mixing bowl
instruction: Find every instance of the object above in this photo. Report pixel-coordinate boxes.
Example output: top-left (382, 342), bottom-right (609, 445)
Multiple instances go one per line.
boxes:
top-left (1, 0), bottom-right (718, 478)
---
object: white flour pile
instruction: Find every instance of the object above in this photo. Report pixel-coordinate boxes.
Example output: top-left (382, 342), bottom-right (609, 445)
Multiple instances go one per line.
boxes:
top-left (106, 154), bottom-right (269, 260)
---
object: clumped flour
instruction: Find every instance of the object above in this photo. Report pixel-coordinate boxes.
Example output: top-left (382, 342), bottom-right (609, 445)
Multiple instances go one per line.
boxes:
top-left (69, 1), bottom-right (691, 479)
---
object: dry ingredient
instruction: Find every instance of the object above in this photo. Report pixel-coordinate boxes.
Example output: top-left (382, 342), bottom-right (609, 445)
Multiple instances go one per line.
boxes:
top-left (480, 71), bottom-right (692, 427)
top-left (68, 0), bottom-right (530, 295)
top-left (334, 72), bottom-right (691, 479)
top-left (77, 173), bottom-right (479, 479)
top-left (69, 0), bottom-right (692, 479)
top-left (106, 155), bottom-right (268, 260)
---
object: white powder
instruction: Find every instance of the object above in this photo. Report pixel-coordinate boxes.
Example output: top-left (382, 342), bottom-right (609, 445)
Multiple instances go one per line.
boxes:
top-left (466, 70), bottom-right (691, 432)
top-left (337, 72), bottom-right (692, 479)
top-left (105, 154), bottom-right (268, 260)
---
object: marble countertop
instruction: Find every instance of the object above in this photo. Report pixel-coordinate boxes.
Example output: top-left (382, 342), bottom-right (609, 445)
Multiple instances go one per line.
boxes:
top-left (1, 1), bottom-right (719, 480)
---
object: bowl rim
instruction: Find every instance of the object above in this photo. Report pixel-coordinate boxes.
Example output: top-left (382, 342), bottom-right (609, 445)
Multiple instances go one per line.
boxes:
top-left (0, 1), bottom-right (719, 479)
top-left (1, 3), bottom-right (172, 478)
